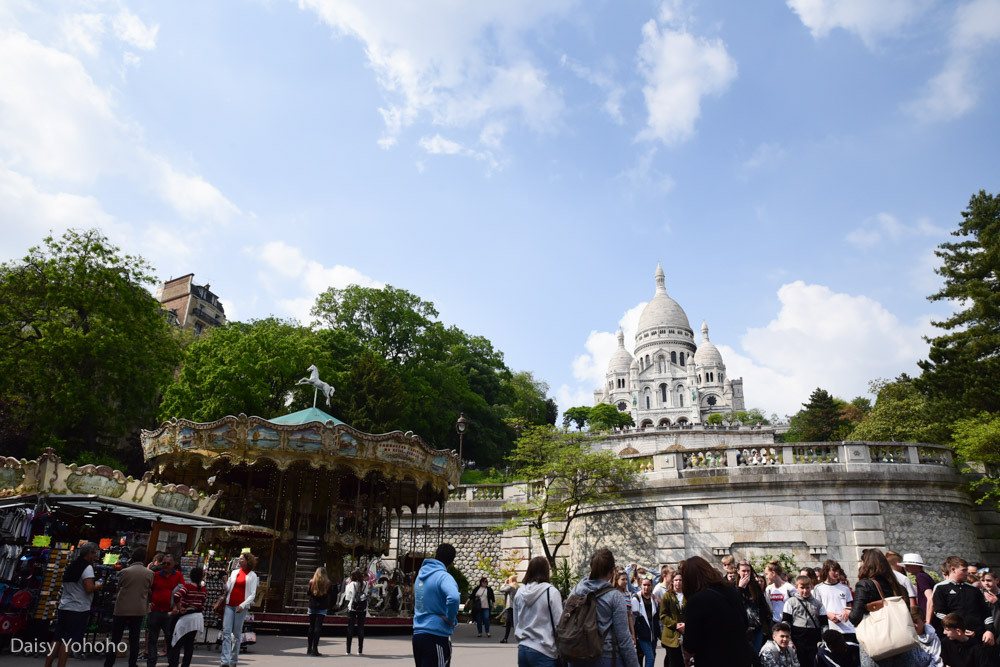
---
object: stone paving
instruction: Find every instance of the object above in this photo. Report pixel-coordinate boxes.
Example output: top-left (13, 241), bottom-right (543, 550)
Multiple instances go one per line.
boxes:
top-left (4, 625), bottom-right (518, 667)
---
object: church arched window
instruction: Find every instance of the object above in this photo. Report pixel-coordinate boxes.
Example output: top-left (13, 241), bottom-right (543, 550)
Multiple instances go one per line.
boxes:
top-left (645, 354), bottom-right (650, 366)
top-left (658, 356), bottom-right (665, 373)
top-left (680, 354), bottom-right (686, 366)
top-left (677, 385), bottom-right (685, 407)
top-left (719, 372), bottom-right (724, 383)
top-left (670, 351), bottom-right (677, 364)
top-left (660, 384), bottom-right (668, 403)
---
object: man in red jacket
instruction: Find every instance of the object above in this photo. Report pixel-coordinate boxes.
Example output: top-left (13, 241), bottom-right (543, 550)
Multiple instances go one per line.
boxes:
top-left (146, 554), bottom-right (184, 667)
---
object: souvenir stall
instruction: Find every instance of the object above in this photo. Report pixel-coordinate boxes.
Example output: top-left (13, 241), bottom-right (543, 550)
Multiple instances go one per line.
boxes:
top-left (0, 451), bottom-right (235, 653)
top-left (141, 397), bottom-right (461, 628)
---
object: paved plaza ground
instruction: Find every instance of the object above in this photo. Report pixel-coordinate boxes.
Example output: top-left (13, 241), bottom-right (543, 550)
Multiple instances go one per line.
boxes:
top-left (4, 625), bottom-right (519, 667)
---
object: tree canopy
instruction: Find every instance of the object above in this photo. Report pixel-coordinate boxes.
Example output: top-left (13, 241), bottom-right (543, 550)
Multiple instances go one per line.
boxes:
top-left (501, 425), bottom-right (640, 567)
top-left (782, 388), bottom-right (863, 442)
top-left (917, 190), bottom-right (1000, 417)
top-left (847, 376), bottom-right (948, 443)
top-left (0, 230), bottom-right (182, 464)
top-left (588, 403), bottom-right (635, 431)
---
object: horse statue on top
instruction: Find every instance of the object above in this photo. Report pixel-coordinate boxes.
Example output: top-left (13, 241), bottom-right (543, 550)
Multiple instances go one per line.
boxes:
top-left (296, 364), bottom-right (335, 407)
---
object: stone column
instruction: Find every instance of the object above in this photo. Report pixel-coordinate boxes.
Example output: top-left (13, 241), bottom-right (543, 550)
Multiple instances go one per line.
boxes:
top-left (850, 500), bottom-right (886, 562)
top-left (655, 505), bottom-right (686, 566)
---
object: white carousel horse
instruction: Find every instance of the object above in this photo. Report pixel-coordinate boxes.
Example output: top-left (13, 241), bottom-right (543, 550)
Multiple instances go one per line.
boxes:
top-left (296, 364), bottom-right (335, 407)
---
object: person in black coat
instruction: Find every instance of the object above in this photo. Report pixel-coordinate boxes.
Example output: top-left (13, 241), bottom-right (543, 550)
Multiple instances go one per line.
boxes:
top-left (680, 556), bottom-right (754, 667)
top-left (848, 549), bottom-right (924, 667)
top-left (468, 577), bottom-right (496, 638)
top-left (736, 560), bottom-right (773, 654)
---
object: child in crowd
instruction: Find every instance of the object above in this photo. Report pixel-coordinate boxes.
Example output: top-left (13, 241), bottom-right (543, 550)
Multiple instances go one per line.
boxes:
top-left (765, 561), bottom-right (796, 625)
top-left (941, 613), bottom-right (995, 667)
top-left (782, 575), bottom-right (828, 667)
top-left (911, 606), bottom-right (943, 667)
top-left (759, 622), bottom-right (800, 667)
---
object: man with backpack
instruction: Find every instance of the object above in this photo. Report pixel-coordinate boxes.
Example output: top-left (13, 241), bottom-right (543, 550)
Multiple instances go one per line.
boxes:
top-left (413, 544), bottom-right (460, 667)
top-left (559, 548), bottom-right (640, 667)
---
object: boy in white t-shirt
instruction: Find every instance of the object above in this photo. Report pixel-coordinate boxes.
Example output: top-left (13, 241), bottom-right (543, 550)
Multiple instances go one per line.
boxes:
top-left (813, 560), bottom-right (858, 647)
top-left (765, 561), bottom-right (797, 624)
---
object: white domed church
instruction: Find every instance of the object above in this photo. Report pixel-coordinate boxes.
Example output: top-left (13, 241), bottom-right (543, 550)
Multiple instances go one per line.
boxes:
top-left (594, 263), bottom-right (745, 427)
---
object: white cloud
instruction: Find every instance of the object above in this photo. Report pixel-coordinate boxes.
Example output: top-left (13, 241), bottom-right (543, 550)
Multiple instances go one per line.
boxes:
top-left (0, 163), bottom-right (119, 262)
top-left (907, 0), bottom-right (1000, 122)
top-left (255, 241), bottom-right (384, 322)
top-left (618, 147), bottom-right (675, 195)
top-left (740, 142), bottom-right (786, 173)
top-left (846, 212), bottom-right (945, 249)
top-left (419, 135), bottom-right (464, 155)
top-left (560, 53), bottom-right (626, 124)
top-left (112, 9), bottom-right (158, 51)
top-left (59, 13), bottom-right (106, 56)
top-left (298, 0), bottom-right (571, 147)
top-left (732, 281), bottom-right (934, 415)
top-left (560, 281), bottom-right (935, 418)
top-left (636, 8), bottom-right (738, 145)
top-left (0, 26), bottom-right (238, 223)
top-left (417, 133), bottom-right (501, 170)
top-left (786, 0), bottom-right (929, 47)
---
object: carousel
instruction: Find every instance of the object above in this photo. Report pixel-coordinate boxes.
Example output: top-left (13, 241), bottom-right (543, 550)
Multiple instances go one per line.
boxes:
top-left (140, 366), bottom-right (461, 625)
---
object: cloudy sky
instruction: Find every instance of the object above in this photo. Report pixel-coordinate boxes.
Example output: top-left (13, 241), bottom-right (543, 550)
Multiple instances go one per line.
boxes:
top-left (2, 0), bottom-right (998, 418)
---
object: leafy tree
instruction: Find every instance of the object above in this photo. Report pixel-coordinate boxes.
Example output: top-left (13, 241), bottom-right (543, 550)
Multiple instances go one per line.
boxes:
top-left (339, 349), bottom-right (408, 433)
top-left (501, 425), bottom-right (640, 568)
top-left (783, 388), bottom-right (850, 442)
top-left (706, 413), bottom-right (724, 425)
top-left (848, 377), bottom-right (949, 443)
top-left (0, 229), bottom-right (181, 465)
top-left (917, 190), bottom-right (1000, 416)
top-left (311, 284), bottom-right (437, 364)
top-left (713, 409), bottom-right (771, 426)
top-left (588, 403), bottom-right (635, 431)
top-left (952, 412), bottom-right (1000, 506)
top-left (501, 371), bottom-right (554, 427)
top-left (159, 318), bottom-right (342, 422)
top-left (562, 406), bottom-right (592, 431)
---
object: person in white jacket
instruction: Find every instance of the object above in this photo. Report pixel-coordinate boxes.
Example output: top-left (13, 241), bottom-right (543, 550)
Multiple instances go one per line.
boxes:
top-left (220, 553), bottom-right (258, 667)
top-left (514, 557), bottom-right (564, 667)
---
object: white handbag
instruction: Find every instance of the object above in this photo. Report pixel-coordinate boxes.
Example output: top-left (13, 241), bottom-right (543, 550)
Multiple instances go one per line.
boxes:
top-left (855, 579), bottom-right (919, 660)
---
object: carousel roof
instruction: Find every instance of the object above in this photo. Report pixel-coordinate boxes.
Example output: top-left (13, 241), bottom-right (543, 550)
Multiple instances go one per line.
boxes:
top-left (140, 410), bottom-right (462, 495)
top-left (268, 406), bottom-right (344, 426)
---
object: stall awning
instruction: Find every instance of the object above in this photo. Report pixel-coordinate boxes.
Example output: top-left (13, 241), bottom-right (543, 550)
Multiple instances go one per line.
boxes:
top-left (0, 494), bottom-right (239, 528)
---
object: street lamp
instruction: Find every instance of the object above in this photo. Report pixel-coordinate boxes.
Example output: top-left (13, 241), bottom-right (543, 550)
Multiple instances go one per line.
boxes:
top-left (456, 412), bottom-right (469, 465)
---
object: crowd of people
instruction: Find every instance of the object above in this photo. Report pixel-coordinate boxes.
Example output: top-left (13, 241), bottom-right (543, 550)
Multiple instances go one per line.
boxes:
top-left (46, 545), bottom-right (258, 667)
top-left (407, 543), bottom-right (1000, 667)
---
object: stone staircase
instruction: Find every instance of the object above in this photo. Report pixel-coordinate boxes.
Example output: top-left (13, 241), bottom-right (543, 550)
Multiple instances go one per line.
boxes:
top-left (287, 539), bottom-right (322, 613)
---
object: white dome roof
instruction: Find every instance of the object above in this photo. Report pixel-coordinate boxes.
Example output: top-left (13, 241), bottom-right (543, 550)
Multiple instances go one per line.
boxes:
top-left (694, 320), bottom-right (724, 366)
top-left (607, 329), bottom-right (634, 373)
top-left (636, 263), bottom-right (691, 334)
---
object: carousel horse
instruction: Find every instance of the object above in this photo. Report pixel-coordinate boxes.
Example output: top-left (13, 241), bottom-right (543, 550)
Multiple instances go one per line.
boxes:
top-left (296, 364), bottom-right (335, 407)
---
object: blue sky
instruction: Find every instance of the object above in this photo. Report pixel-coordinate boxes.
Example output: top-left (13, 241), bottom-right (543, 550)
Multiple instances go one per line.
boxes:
top-left (2, 0), bottom-right (999, 418)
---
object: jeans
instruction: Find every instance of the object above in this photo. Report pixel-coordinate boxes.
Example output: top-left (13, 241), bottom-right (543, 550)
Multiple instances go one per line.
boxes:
top-left (347, 611), bottom-right (365, 654)
top-left (105, 616), bottom-right (143, 667)
top-left (749, 628), bottom-right (764, 654)
top-left (519, 645), bottom-right (558, 667)
top-left (637, 640), bottom-right (656, 667)
top-left (146, 611), bottom-right (172, 667)
top-left (413, 633), bottom-right (451, 667)
top-left (474, 609), bottom-right (491, 635)
top-left (220, 606), bottom-right (248, 666)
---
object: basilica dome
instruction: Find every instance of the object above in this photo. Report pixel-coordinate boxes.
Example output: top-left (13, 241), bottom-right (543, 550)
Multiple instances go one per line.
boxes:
top-left (636, 263), bottom-right (691, 335)
top-left (607, 329), bottom-right (634, 373)
top-left (694, 321), bottom-right (724, 366)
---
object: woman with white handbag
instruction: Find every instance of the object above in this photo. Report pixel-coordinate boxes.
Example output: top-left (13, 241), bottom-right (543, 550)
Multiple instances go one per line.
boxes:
top-left (848, 549), bottom-right (925, 667)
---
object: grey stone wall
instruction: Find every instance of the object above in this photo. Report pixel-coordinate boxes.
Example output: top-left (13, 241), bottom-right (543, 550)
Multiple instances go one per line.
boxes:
top-left (398, 526), bottom-right (502, 590)
top-left (571, 508), bottom-right (657, 572)
top-left (881, 500), bottom-right (981, 570)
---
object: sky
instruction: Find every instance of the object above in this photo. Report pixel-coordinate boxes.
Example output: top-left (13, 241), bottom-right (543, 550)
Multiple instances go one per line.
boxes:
top-left (1, 0), bottom-right (999, 419)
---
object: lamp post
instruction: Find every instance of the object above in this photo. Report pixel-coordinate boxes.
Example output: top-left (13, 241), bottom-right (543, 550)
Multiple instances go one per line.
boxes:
top-left (456, 412), bottom-right (469, 466)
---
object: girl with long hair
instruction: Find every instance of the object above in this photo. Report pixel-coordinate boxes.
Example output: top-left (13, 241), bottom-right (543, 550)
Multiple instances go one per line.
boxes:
top-left (566, 549), bottom-right (639, 667)
top-left (512, 557), bottom-right (563, 666)
top-left (736, 560), bottom-right (772, 653)
top-left (344, 568), bottom-right (368, 655)
top-left (306, 567), bottom-right (334, 656)
top-left (848, 549), bottom-right (922, 667)
top-left (679, 556), bottom-right (753, 667)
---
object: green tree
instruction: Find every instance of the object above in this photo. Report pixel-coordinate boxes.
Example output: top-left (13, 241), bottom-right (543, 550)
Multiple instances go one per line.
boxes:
top-left (952, 412), bottom-right (1000, 506)
top-left (848, 377), bottom-right (949, 443)
top-left (311, 284), bottom-right (437, 364)
top-left (562, 406), bottom-right (592, 431)
top-left (917, 190), bottom-right (1000, 416)
top-left (783, 388), bottom-right (849, 442)
top-left (501, 425), bottom-right (640, 568)
top-left (0, 229), bottom-right (182, 465)
top-left (706, 413), bottom-right (724, 425)
top-left (500, 371), bottom-right (553, 427)
top-left (339, 349), bottom-right (408, 433)
top-left (158, 318), bottom-right (341, 422)
top-left (588, 403), bottom-right (635, 431)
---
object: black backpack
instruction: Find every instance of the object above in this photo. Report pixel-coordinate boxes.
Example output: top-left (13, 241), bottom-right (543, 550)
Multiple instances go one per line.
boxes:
top-left (351, 582), bottom-right (368, 613)
top-left (555, 584), bottom-right (616, 661)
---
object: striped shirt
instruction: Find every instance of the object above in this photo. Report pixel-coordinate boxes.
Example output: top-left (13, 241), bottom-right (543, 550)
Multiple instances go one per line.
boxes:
top-left (174, 583), bottom-right (208, 613)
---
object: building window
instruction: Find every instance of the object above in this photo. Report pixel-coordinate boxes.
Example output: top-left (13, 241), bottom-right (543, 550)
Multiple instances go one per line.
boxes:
top-left (617, 401), bottom-right (628, 412)
top-left (677, 386), bottom-right (684, 407)
top-left (660, 384), bottom-right (668, 403)
top-left (670, 351), bottom-right (677, 364)
top-left (707, 395), bottom-right (717, 406)
top-left (719, 373), bottom-right (724, 383)
top-left (680, 354), bottom-right (686, 366)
